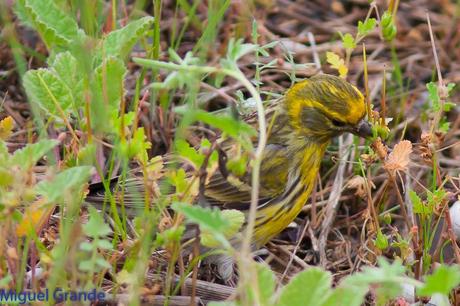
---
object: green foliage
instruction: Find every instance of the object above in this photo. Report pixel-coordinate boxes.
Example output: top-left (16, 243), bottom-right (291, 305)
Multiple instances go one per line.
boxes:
top-left (178, 108), bottom-right (256, 150)
top-left (36, 166), bottom-right (93, 203)
top-left (100, 16), bottom-right (154, 60)
top-left (171, 202), bottom-right (244, 249)
top-left (200, 209), bottom-right (245, 248)
top-left (19, 0), bottom-right (153, 145)
top-left (381, 11), bottom-right (397, 41)
top-left (358, 18), bottom-right (377, 36)
top-left (210, 258), bottom-right (458, 306)
top-left (341, 33), bottom-right (356, 50)
top-left (410, 190), bottom-right (430, 216)
top-left (79, 207), bottom-right (114, 272)
top-left (16, 0), bottom-right (83, 49)
top-left (23, 68), bottom-right (76, 119)
top-left (10, 139), bottom-right (58, 169)
top-left (418, 265), bottom-right (460, 296)
top-left (155, 226), bottom-right (185, 248)
top-left (375, 229), bottom-right (389, 250)
top-left (278, 268), bottom-right (332, 306)
top-left (255, 263), bottom-right (276, 305)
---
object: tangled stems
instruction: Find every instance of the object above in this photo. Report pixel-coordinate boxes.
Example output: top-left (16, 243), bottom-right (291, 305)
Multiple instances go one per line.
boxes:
top-left (133, 57), bottom-right (267, 302)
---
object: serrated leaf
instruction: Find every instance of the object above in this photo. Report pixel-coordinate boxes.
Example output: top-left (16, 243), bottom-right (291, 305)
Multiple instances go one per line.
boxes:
top-left (427, 82), bottom-right (440, 111)
top-left (17, 0), bottom-right (82, 49)
top-left (51, 52), bottom-right (84, 108)
top-left (320, 286), bottom-right (366, 306)
top-left (172, 202), bottom-right (233, 248)
top-left (0, 116), bottom-right (14, 140)
top-left (172, 202), bottom-right (230, 233)
top-left (358, 18), bottom-right (377, 36)
top-left (23, 69), bottom-right (75, 118)
top-left (82, 207), bottom-right (112, 237)
top-left (201, 209), bottom-right (245, 247)
top-left (11, 139), bottom-right (58, 169)
top-left (410, 190), bottom-right (429, 215)
top-left (177, 108), bottom-right (256, 150)
top-left (278, 268), bottom-right (332, 306)
top-left (326, 52), bottom-right (348, 78)
top-left (375, 229), bottom-right (389, 250)
top-left (175, 139), bottom-right (205, 169)
top-left (342, 33), bottom-right (356, 50)
top-left (102, 16), bottom-right (154, 60)
top-left (418, 265), bottom-right (460, 296)
top-left (36, 166), bottom-right (92, 203)
top-left (345, 258), bottom-right (406, 301)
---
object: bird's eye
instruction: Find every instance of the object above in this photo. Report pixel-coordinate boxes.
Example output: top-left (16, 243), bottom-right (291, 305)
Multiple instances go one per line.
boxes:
top-left (331, 119), bottom-right (346, 127)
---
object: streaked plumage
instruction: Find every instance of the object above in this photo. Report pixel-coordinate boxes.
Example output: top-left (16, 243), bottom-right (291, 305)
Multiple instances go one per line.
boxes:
top-left (87, 74), bottom-right (372, 248)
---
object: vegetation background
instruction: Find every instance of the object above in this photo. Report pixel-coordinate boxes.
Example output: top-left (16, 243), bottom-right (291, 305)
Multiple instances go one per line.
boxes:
top-left (1, 0), bottom-right (460, 305)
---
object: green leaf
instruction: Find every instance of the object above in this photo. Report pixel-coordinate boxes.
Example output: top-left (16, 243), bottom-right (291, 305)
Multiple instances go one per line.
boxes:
top-left (78, 260), bottom-right (93, 271)
top-left (409, 190), bottom-right (429, 216)
top-left (418, 265), bottom-right (460, 296)
top-left (175, 139), bottom-right (205, 168)
top-left (208, 302), bottom-right (238, 306)
top-left (17, 0), bottom-right (82, 49)
top-left (255, 262), bottom-right (276, 306)
top-left (167, 169), bottom-right (188, 194)
top-left (345, 258), bottom-right (406, 301)
top-left (80, 241), bottom-right (93, 251)
top-left (172, 202), bottom-right (232, 248)
top-left (326, 52), bottom-right (348, 78)
top-left (226, 155), bottom-right (248, 177)
top-left (381, 12), bottom-right (396, 41)
top-left (77, 143), bottom-right (97, 166)
top-left (443, 102), bottom-right (456, 112)
top-left (36, 166), bottom-right (92, 203)
top-left (427, 82), bottom-right (440, 112)
top-left (123, 127), bottom-right (151, 162)
top-left (342, 33), bottom-right (356, 50)
top-left (83, 207), bottom-right (112, 237)
top-left (375, 229), bottom-right (389, 250)
top-left (51, 52), bottom-right (84, 109)
top-left (320, 286), bottom-right (366, 306)
top-left (177, 108), bottom-right (255, 150)
top-left (172, 202), bottom-right (230, 233)
top-left (96, 239), bottom-right (114, 251)
top-left (446, 82), bottom-right (456, 94)
top-left (155, 226), bottom-right (185, 247)
top-left (11, 139), bottom-right (58, 169)
top-left (201, 209), bottom-right (245, 247)
top-left (101, 16), bottom-right (154, 60)
top-left (357, 18), bottom-right (377, 36)
top-left (95, 257), bottom-right (112, 269)
top-left (226, 39), bottom-right (258, 62)
top-left (23, 69), bottom-right (75, 118)
top-left (91, 57), bottom-right (127, 132)
top-left (277, 268), bottom-right (332, 306)
top-left (439, 121), bottom-right (450, 133)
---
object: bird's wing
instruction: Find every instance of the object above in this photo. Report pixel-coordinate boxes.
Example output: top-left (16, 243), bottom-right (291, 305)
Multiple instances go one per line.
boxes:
top-left (204, 143), bottom-right (290, 211)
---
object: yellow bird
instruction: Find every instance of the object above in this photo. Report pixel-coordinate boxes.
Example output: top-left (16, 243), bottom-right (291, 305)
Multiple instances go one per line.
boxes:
top-left (87, 74), bottom-right (372, 277)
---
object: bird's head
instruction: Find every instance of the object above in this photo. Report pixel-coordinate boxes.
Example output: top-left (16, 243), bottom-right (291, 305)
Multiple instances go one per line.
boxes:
top-left (285, 74), bottom-right (372, 141)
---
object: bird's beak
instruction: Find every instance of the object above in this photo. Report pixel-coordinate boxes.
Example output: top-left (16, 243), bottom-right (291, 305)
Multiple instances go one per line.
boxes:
top-left (352, 119), bottom-right (373, 138)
